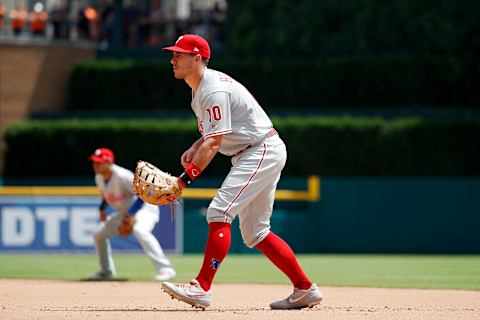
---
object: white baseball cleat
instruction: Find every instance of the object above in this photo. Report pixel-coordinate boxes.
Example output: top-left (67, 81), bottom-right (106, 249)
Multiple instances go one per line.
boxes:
top-left (161, 279), bottom-right (211, 310)
top-left (270, 283), bottom-right (323, 310)
top-left (154, 267), bottom-right (176, 281)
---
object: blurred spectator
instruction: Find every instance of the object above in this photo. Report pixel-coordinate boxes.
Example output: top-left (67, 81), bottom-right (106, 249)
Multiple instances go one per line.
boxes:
top-left (77, 5), bottom-right (100, 41)
top-left (50, 4), bottom-right (70, 39)
top-left (208, 1), bottom-right (226, 50)
top-left (163, 7), bottom-right (177, 43)
top-left (0, 4), bottom-right (6, 30)
top-left (1, 0), bottom-right (227, 51)
top-left (85, 6), bottom-right (100, 40)
top-left (149, 0), bottom-right (165, 45)
top-left (98, 0), bottom-right (114, 48)
top-left (190, 3), bottom-right (208, 39)
top-left (77, 4), bottom-right (90, 39)
top-left (29, 2), bottom-right (48, 36)
top-left (137, 4), bottom-right (151, 46)
top-left (10, 5), bottom-right (28, 36)
top-left (124, 1), bottom-right (140, 47)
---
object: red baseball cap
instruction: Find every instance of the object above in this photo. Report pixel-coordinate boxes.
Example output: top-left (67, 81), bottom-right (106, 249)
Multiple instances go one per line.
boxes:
top-left (89, 148), bottom-right (115, 163)
top-left (162, 34), bottom-right (211, 59)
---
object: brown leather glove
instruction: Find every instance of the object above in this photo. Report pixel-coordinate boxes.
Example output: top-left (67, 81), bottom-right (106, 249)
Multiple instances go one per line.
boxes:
top-left (133, 160), bottom-right (182, 205)
top-left (118, 215), bottom-right (135, 237)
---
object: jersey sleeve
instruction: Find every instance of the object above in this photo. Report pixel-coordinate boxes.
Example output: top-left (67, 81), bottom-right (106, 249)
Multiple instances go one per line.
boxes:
top-left (120, 169), bottom-right (136, 197)
top-left (200, 91), bottom-right (232, 139)
top-left (94, 174), bottom-right (102, 188)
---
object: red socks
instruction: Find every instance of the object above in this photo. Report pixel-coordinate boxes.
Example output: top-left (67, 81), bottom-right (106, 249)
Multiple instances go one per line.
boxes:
top-left (195, 225), bottom-right (310, 291)
top-left (196, 222), bottom-right (231, 291)
top-left (256, 231), bottom-right (312, 290)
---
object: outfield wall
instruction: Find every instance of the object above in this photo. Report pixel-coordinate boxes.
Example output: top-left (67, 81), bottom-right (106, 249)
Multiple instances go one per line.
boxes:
top-left (183, 177), bottom-right (480, 254)
top-left (0, 177), bottom-right (478, 254)
top-left (310, 177), bottom-right (480, 254)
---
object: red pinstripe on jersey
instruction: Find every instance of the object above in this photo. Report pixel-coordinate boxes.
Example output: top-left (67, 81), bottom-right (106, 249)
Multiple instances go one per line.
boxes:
top-left (223, 143), bottom-right (267, 219)
top-left (204, 129), bottom-right (232, 138)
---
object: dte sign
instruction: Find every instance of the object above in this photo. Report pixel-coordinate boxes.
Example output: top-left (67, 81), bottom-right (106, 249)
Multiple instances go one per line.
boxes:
top-left (0, 205), bottom-right (98, 250)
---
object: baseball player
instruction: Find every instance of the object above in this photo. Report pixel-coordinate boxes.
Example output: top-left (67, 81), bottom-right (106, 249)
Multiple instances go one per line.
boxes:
top-left (88, 147), bottom-right (176, 281)
top-left (159, 35), bottom-right (323, 309)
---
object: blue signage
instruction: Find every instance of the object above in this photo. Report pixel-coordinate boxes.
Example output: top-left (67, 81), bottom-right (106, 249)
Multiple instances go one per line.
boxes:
top-left (0, 196), bottom-right (182, 253)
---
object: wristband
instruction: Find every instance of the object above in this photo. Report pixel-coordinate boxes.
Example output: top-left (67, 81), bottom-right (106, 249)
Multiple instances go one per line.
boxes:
top-left (128, 198), bottom-right (144, 214)
top-left (178, 162), bottom-right (202, 187)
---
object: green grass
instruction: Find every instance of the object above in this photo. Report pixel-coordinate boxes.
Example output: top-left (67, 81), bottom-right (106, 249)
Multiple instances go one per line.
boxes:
top-left (1, 254), bottom-right (479, 290)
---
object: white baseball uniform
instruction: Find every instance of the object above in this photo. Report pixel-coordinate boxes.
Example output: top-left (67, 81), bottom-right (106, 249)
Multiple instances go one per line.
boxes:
top-left (93, 164), bottom-right (174, 276)
top-left (192, 68), bottom-right (287, 248)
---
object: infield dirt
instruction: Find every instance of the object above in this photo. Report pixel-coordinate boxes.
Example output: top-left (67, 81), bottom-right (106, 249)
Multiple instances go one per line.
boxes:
top-left (1, 279), bottom-right (479, 319)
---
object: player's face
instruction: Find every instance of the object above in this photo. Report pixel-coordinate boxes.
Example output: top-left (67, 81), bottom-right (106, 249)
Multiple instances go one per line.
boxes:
top-left (170, 52), bottom-right (198, 79)
top-left (92, 161), bottom-right (111, 175)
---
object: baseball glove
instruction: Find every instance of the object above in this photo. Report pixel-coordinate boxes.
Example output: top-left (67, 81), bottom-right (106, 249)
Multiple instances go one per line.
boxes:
top-left (118, 215), bottom-right (135, 237)
top-left (133, 160), bottom-right (182, 206)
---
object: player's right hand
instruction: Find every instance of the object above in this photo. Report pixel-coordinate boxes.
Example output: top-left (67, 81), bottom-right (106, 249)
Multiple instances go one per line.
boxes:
top-left (181, 139), bottom-right (203, 168)
top-left (99, 209), bottom-right (107, 222)
top-left (181, 149), bottom-right (194, 168)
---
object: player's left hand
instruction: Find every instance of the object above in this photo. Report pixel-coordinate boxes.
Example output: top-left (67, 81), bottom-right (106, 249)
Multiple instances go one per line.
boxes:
top-left (118, 215), bottom-right (135, 237)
